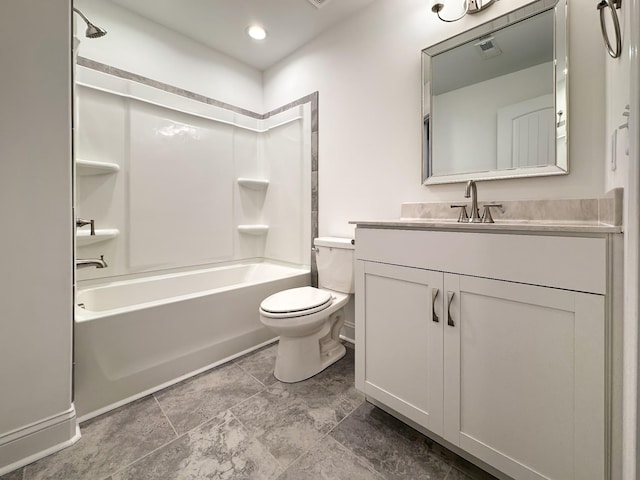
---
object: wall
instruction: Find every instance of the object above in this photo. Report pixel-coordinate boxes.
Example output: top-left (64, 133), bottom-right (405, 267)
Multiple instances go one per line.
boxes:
top-left (0, 0), bottom-right (77, 474)
top-left (602, 1), bottom-right (640, 479)
top-left (604, 1), bottom-right (631, 191)
top-left (264, 0), bottom-right (606, 238)
top-left (74, 0), bottom-right (263, 112)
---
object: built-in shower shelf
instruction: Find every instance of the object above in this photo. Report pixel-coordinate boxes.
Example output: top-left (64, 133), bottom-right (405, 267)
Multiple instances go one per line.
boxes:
top-left (77, 228), bottom-right (120, 247)
top-left (237, 225), bottom-right (269, 236)
top-left (76, 159), bottom-right (120, 176)
top-left (237, 178), bottom-right (269, 190)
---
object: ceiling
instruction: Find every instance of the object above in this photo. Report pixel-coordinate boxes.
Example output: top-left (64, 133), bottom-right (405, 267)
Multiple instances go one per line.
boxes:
top-left (108, 0), bottom-right (377, 71)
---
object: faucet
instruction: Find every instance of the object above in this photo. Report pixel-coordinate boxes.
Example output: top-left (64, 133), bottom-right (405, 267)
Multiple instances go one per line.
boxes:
top-left (76, 218), bottom-right (95, 236)
top-left (464, 180), bottom-right (482, 223)
top-left (76, 255), bottom-right (107, 269)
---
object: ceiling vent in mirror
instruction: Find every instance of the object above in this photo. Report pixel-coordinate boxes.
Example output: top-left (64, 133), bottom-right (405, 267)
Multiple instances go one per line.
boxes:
top-left (307, 0), bottom-right (333, 8)
top-left (474, 36), bottom-right (502, 59)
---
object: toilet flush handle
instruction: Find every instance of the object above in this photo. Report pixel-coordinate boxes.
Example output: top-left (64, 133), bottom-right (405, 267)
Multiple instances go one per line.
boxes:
top-left (311, 246), bottom-right (319, 253)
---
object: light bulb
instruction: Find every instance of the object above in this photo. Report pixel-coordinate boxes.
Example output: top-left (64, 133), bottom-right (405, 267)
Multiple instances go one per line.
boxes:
top-left (430, 0), bottom-right (445, 12)
top-left (247, 25), bottom-right (267, 41)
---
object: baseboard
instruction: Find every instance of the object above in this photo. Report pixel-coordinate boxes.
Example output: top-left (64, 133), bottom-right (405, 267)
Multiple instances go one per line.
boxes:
top-left (340, 333), bottom-right (355, 345)
top-left (0, 407), bottom-right (80, 476)
top-left (341, 321), bottom-right (355, 344)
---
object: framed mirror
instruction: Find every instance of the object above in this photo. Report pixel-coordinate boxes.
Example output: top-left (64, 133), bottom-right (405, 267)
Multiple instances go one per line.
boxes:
top-left (422, 0), bottom-right (567, 185)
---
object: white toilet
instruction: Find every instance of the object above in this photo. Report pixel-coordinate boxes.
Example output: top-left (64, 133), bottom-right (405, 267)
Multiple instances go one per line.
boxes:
top-left (259, 237), bottom-right (355, 383)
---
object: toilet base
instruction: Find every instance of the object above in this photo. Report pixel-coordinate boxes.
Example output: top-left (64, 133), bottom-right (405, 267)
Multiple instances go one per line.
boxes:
top-left (273, 310), bottom-right (347, 383)
top-left (274, 340), bottom-right (346, 383)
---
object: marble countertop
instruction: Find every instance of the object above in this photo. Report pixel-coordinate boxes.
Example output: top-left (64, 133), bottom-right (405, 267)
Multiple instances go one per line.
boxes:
top-left (351, 189), bottom-right (624, 234)
top-left (350, 218), bottom-right (623, 234)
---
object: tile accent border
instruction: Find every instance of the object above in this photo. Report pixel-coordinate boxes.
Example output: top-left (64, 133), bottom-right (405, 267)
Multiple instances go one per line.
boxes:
top-left (77, 57), bottom-right (262, 119)
top-left (77, 57), bottom-right (319, 286)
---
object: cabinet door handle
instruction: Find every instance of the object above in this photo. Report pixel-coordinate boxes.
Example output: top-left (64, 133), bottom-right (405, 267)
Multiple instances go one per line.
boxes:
top-left (447, 291), bottom-right (455, 327)
top-left (432, 288), bottom-right (439, 322)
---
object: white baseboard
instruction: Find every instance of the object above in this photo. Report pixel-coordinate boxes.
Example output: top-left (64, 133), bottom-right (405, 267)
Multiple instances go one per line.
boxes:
top-left (340, 333), bottom-right (355, 345)
top-left (0, 407), bottom-right (80, 476)
top-left (341, 321), bottom-right (355, 345)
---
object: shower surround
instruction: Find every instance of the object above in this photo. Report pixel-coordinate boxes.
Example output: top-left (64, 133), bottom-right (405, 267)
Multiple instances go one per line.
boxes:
top-left (74, 58), bottom-right (319, 418)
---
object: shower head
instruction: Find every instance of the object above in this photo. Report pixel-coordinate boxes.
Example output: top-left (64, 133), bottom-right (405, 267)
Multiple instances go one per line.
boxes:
top-left (73, 8), bottom-right (107, 39)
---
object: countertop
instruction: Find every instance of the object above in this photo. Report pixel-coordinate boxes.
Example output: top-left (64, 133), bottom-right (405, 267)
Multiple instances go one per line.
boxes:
top-left (350, 218), bottom-right (623, 234)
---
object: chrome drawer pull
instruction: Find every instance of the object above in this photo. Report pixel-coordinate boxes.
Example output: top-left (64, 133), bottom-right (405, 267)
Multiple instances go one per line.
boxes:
top-left (447, 291), bottom-right (455, 327)
top-left (432, 288), bottom-right (439, 322)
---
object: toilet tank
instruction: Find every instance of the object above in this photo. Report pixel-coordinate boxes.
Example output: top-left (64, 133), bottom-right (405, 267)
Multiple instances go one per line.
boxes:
top-left (314, 237), bottom-right (355, 294)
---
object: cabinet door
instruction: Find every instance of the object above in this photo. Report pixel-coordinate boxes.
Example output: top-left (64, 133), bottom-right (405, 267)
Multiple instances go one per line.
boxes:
top-left (356, 261), bottom-right (444, 435)
top-left (443, 274), bottom-right (605, 480)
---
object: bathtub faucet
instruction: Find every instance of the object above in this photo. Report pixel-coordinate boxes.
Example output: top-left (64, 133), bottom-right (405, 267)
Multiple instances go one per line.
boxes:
top-left (76, 255), bottom-right (108, 269)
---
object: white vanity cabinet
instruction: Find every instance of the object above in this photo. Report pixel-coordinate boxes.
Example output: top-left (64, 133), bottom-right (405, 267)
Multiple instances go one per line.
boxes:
top-left (358, 261), bottom-right (445, 435)
top-left (355, 227), bottom-right (618, 480)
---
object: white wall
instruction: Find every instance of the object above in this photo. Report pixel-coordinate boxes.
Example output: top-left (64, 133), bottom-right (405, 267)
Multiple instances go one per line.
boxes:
top-left (604, 2), bottom-right (631, 191)
top-left (602, 1), bottom-right (640, 479)
top-left (0, 0), bottom-right (77, 473)
top-left (74, 0), bottom-right (263, 112)
top-left (264, 0), bottom-right (606, 238)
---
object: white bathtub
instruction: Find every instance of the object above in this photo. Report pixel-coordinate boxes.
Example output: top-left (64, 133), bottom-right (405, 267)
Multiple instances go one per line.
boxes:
top-left (74, 262), bottom-right (309, 420)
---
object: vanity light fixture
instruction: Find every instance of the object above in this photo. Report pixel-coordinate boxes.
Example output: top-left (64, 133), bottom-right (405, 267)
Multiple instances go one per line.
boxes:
top-left (247, 25), bottom-right (267, 40)
top-left (430, 0), bottom-right (496, 23)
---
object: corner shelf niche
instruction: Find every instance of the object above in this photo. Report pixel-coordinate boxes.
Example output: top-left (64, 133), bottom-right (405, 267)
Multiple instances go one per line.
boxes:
top-left (237, 178), bottom-right (269, 190)
top-left (76, 228), bottom-right (120, 247)
top-left (237, 225), bottom-right (269, 236)
top-left (76, 159), bottom-right (120, 176)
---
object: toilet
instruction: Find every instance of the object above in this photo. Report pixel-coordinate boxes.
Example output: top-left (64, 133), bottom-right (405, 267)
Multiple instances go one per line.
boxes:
top-left (259, 237), bottom-right (355, 383)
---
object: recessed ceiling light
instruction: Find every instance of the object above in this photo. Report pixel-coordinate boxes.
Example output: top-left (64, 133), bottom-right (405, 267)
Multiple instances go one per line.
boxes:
top-left (247, 25), bottom-right (267, 41)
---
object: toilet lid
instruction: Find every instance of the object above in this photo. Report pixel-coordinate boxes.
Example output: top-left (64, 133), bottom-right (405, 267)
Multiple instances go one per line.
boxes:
top-left (260, 287), bottom-right (332, 315)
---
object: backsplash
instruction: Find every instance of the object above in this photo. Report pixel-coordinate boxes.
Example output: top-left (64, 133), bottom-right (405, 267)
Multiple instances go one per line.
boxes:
top-left (401, 188), bottom-right (622, 226)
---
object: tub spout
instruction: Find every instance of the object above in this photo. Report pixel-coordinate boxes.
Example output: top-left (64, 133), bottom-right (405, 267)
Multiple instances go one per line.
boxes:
top-left (76, 255), bottom-right (108, 269)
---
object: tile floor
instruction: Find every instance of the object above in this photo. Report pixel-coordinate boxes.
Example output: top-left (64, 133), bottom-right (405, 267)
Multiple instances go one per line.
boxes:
top-left (3, 343), bottom-right (497, 480)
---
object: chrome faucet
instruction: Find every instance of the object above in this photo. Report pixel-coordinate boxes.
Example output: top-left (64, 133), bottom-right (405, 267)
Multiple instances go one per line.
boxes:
top-left (76, 218), bottom-right (95, 236)
top-left (464, 180), bottom-right (482, 223)
top-left (76, 255), bottom-right (108, 269)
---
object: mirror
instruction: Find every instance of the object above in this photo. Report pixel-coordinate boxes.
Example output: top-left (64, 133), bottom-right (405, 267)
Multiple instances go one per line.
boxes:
top-left (422, 0), bottom-right (567, 185)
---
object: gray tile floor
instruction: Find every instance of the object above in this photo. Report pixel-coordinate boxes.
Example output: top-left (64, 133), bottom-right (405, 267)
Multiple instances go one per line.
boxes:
top-left (3, 343), bottom-right (497, 480)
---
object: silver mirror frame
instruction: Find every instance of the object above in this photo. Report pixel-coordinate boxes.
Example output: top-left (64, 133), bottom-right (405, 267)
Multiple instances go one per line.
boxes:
top-left (422, 0), bottom-right (568, 185)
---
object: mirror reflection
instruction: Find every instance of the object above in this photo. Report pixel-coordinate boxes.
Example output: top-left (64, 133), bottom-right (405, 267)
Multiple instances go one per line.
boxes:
top-left (422, 0), bottom-right (567, 184)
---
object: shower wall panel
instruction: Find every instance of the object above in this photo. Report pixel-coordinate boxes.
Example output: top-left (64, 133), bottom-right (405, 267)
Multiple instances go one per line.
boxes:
top-left (128, 102), bottom-right (234, 268)
top-left (76, 66), bottom-right (311, 282)
top-left (263, 105), bottom-right (311, 266)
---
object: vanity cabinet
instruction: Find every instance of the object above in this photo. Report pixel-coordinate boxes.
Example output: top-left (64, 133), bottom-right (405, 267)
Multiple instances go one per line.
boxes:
top-left (360, 262), bottom-right (444, 435)
top-left (355, 227), bottom-right (616, 480)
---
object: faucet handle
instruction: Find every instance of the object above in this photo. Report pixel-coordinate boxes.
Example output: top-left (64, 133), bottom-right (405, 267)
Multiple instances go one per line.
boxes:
top-left (76, 218), bottom-right (95, 236)
top-left (450, 204), bottom-right (469, 223)
top-left (481, 203), bottom-right (504, 224)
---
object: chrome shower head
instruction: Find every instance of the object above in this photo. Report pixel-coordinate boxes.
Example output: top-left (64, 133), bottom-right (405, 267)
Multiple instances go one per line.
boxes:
top-left (85, 23), bottom-right (107, 39)
top-left (73, 8), bottom-right (107, 39)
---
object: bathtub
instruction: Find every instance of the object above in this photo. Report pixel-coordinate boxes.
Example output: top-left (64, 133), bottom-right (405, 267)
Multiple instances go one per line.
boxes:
top-left (74, 262), bottom-right (309, 420)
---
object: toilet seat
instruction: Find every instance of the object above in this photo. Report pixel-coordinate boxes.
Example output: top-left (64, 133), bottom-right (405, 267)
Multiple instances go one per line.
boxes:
top-left (260, 286), bottom-right (333, 319)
